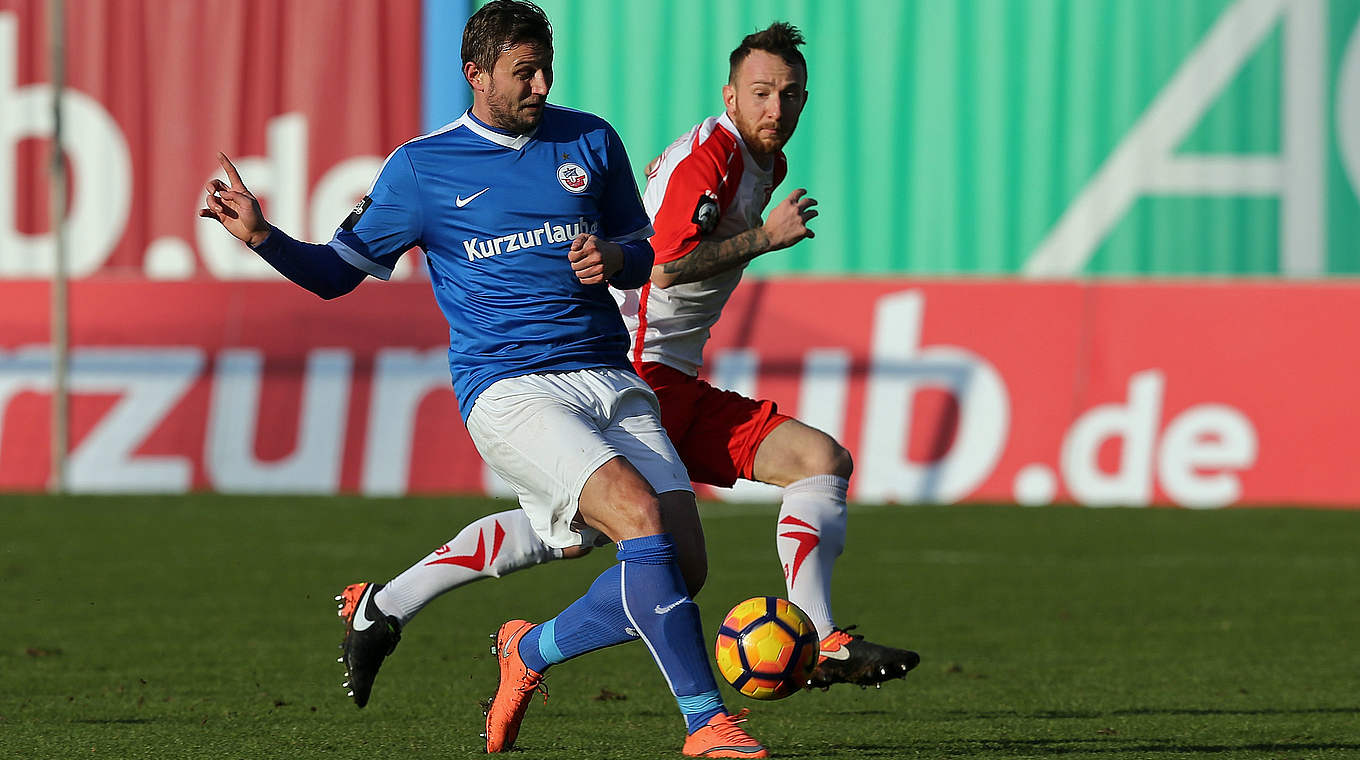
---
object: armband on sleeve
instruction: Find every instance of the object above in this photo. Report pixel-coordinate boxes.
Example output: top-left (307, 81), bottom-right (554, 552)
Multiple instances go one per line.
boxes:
top-left (608, 239), bottom-right (655, 290)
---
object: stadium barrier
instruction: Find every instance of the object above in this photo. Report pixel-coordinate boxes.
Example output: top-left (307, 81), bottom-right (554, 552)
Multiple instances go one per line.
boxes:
top-left (3, 279), bottom-right (1356, 508)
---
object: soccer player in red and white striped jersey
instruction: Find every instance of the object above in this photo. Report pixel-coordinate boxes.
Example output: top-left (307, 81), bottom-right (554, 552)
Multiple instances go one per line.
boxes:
top-left (617, 22), bottom-right (920, 690)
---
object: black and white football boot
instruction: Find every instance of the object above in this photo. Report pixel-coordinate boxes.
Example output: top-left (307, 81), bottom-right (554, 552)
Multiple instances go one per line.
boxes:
top-left (806, 626), bottom-right (920, 690)
top-left (336, 581), bottom-right (402, 707)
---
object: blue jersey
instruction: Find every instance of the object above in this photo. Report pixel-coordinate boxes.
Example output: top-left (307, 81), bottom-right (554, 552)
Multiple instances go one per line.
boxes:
top-left (328, 106), bottom-right (653, 419)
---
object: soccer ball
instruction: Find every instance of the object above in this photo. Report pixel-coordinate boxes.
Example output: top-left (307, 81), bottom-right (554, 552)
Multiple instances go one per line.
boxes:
top-left (714, 596), bottom-right (819, 700)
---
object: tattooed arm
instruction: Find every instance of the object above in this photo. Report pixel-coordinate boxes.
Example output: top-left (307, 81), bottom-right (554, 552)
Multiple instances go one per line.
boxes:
top-left (650, 188), bottom-right (819, 288)
top-left (654, 227), bottom-right (771, 286)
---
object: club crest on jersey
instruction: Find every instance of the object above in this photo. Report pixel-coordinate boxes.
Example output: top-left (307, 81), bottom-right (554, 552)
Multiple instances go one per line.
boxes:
top-left (557, 163), bottom-right (589, 193)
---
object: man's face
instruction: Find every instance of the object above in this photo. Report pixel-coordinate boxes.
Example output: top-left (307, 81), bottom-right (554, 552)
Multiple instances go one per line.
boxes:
top-left (477, 41), bottom-right (553, 134)
top-left (723, 50), bottom-right (808, 157)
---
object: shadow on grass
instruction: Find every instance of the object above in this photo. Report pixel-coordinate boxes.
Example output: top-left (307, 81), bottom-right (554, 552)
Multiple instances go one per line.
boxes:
top-left (775, 746), bottom-right (910, 758)
top-left (928, 738), bottom-right (1360, 755)
top-left (942, 706), bottom-right (1360, 720)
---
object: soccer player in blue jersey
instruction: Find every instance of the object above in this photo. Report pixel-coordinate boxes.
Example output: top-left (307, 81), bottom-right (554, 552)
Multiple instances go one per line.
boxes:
top-left (333, 21), bottom-right (917, 710)
top-left (199, 2), bottom-right (766, 756)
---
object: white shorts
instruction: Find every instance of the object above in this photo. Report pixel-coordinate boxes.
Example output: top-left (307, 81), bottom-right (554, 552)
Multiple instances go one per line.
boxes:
top-left (465, 367), bottom-right (693, 549)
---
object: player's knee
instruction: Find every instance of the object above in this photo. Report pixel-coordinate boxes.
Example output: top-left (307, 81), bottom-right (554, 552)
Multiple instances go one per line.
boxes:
top-left (560, 545), bottom-right (593, 560)
top-left (580, 458), bottom-right (667, 540)
top-left (609, 491), bottom-right (666, 538)
top-left (830, 442), bottom-right (853, 479)
top-left (801, 437), bottom-right (853, 480)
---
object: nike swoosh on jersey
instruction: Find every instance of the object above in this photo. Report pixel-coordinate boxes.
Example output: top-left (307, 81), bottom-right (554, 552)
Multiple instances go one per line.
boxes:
top-left (820, 646), bottom-right (852, 661)
top-left (351, 586), bottom-right (377, 632)
top-left (654, 598), bottom-right (687, 615)
top-left (455, 188), bottom-right (491, 207)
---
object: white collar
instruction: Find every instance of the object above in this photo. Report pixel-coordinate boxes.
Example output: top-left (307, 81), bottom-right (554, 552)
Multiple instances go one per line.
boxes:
top-left (457, 110), bottom-right (538, 150)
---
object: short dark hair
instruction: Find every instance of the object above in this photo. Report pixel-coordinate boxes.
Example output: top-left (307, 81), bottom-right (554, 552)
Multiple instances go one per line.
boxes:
top-left (728, 21), bottom-right (807, 83)
top-left (462, 0), bottom-right (553, 72)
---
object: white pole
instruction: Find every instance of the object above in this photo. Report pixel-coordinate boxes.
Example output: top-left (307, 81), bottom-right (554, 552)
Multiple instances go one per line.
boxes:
top-left (49, 0), bottom-right (68, 494)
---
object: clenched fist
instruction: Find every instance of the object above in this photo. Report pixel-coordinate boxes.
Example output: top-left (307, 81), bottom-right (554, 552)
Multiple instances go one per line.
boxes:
top-left (567, 233), bottom-right (622, 285)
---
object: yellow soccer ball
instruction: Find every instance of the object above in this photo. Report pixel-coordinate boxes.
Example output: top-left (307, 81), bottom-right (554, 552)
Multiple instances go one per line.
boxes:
top-left (714, 596), bottom-right (819, 700)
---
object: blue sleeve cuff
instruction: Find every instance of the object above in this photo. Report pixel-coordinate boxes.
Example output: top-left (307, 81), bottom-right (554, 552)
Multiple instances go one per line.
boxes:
top-left (248, 225), bottom-right (280, 253)
top-left (608, 239), bottom-right (654, 290)
top-left (248, 224), bottom-right (366, 299)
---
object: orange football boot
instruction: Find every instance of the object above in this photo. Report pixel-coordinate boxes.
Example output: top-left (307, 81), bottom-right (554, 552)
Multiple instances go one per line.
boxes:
top-left (682, 709), bottom-right (769, 758)
top-left (484, 619), bottom-right (547, 753)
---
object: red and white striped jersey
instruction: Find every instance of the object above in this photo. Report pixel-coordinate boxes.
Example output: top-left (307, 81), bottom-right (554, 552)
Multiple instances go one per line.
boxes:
top-left (615, 112), bottom-right (787, 376)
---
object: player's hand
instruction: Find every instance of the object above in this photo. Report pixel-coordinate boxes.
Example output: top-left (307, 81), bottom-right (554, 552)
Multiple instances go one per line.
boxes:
top-left (198, 152), bottom-right (271, 247)
top-left (761, 188), bottom-right (818, 252)
top-left (568, 234), bottom-right (621, 285)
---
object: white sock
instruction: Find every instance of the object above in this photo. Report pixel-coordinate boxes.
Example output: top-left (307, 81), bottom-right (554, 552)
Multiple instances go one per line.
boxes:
top-left (776, 474), bottom-right (848, 639)
top-left (375, 508), bottom-right (561, 626)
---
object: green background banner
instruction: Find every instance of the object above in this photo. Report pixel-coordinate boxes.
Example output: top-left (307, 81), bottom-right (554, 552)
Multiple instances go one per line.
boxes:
top-left (531, 0), bottom-right (1360, 277)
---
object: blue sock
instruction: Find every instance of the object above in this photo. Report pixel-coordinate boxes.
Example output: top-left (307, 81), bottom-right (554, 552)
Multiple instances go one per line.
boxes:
top-left (616, 533), bottom-right (724, 733)
top-left (518, 563), bottom-right (632, 673)
top-left (518, 533), bottom-right (724, 733)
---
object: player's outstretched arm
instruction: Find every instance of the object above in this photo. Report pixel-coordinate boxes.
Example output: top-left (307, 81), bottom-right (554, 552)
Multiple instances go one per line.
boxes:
top-left (198, 151), bottom-right (365, 299)
top-left (651, 188), bottom-right (817, 288)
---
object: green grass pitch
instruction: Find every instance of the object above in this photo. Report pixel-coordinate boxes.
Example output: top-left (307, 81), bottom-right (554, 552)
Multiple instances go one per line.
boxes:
top-left (3, 494), bottom-right (1357, 759)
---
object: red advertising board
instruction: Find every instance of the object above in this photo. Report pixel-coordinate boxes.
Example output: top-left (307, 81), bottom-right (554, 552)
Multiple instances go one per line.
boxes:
top-left (3, 279), bottom-right (1358, 508)
top-left (0, 0), bottom-right (421, 279)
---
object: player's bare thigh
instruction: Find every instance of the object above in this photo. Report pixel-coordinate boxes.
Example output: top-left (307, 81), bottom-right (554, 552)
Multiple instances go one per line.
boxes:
top-left (750, 418), bottom-right (853, 488)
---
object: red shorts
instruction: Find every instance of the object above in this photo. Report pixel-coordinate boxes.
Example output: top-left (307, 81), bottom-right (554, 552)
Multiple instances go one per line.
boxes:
top-left (636, 361), bottom-right (793, 488)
